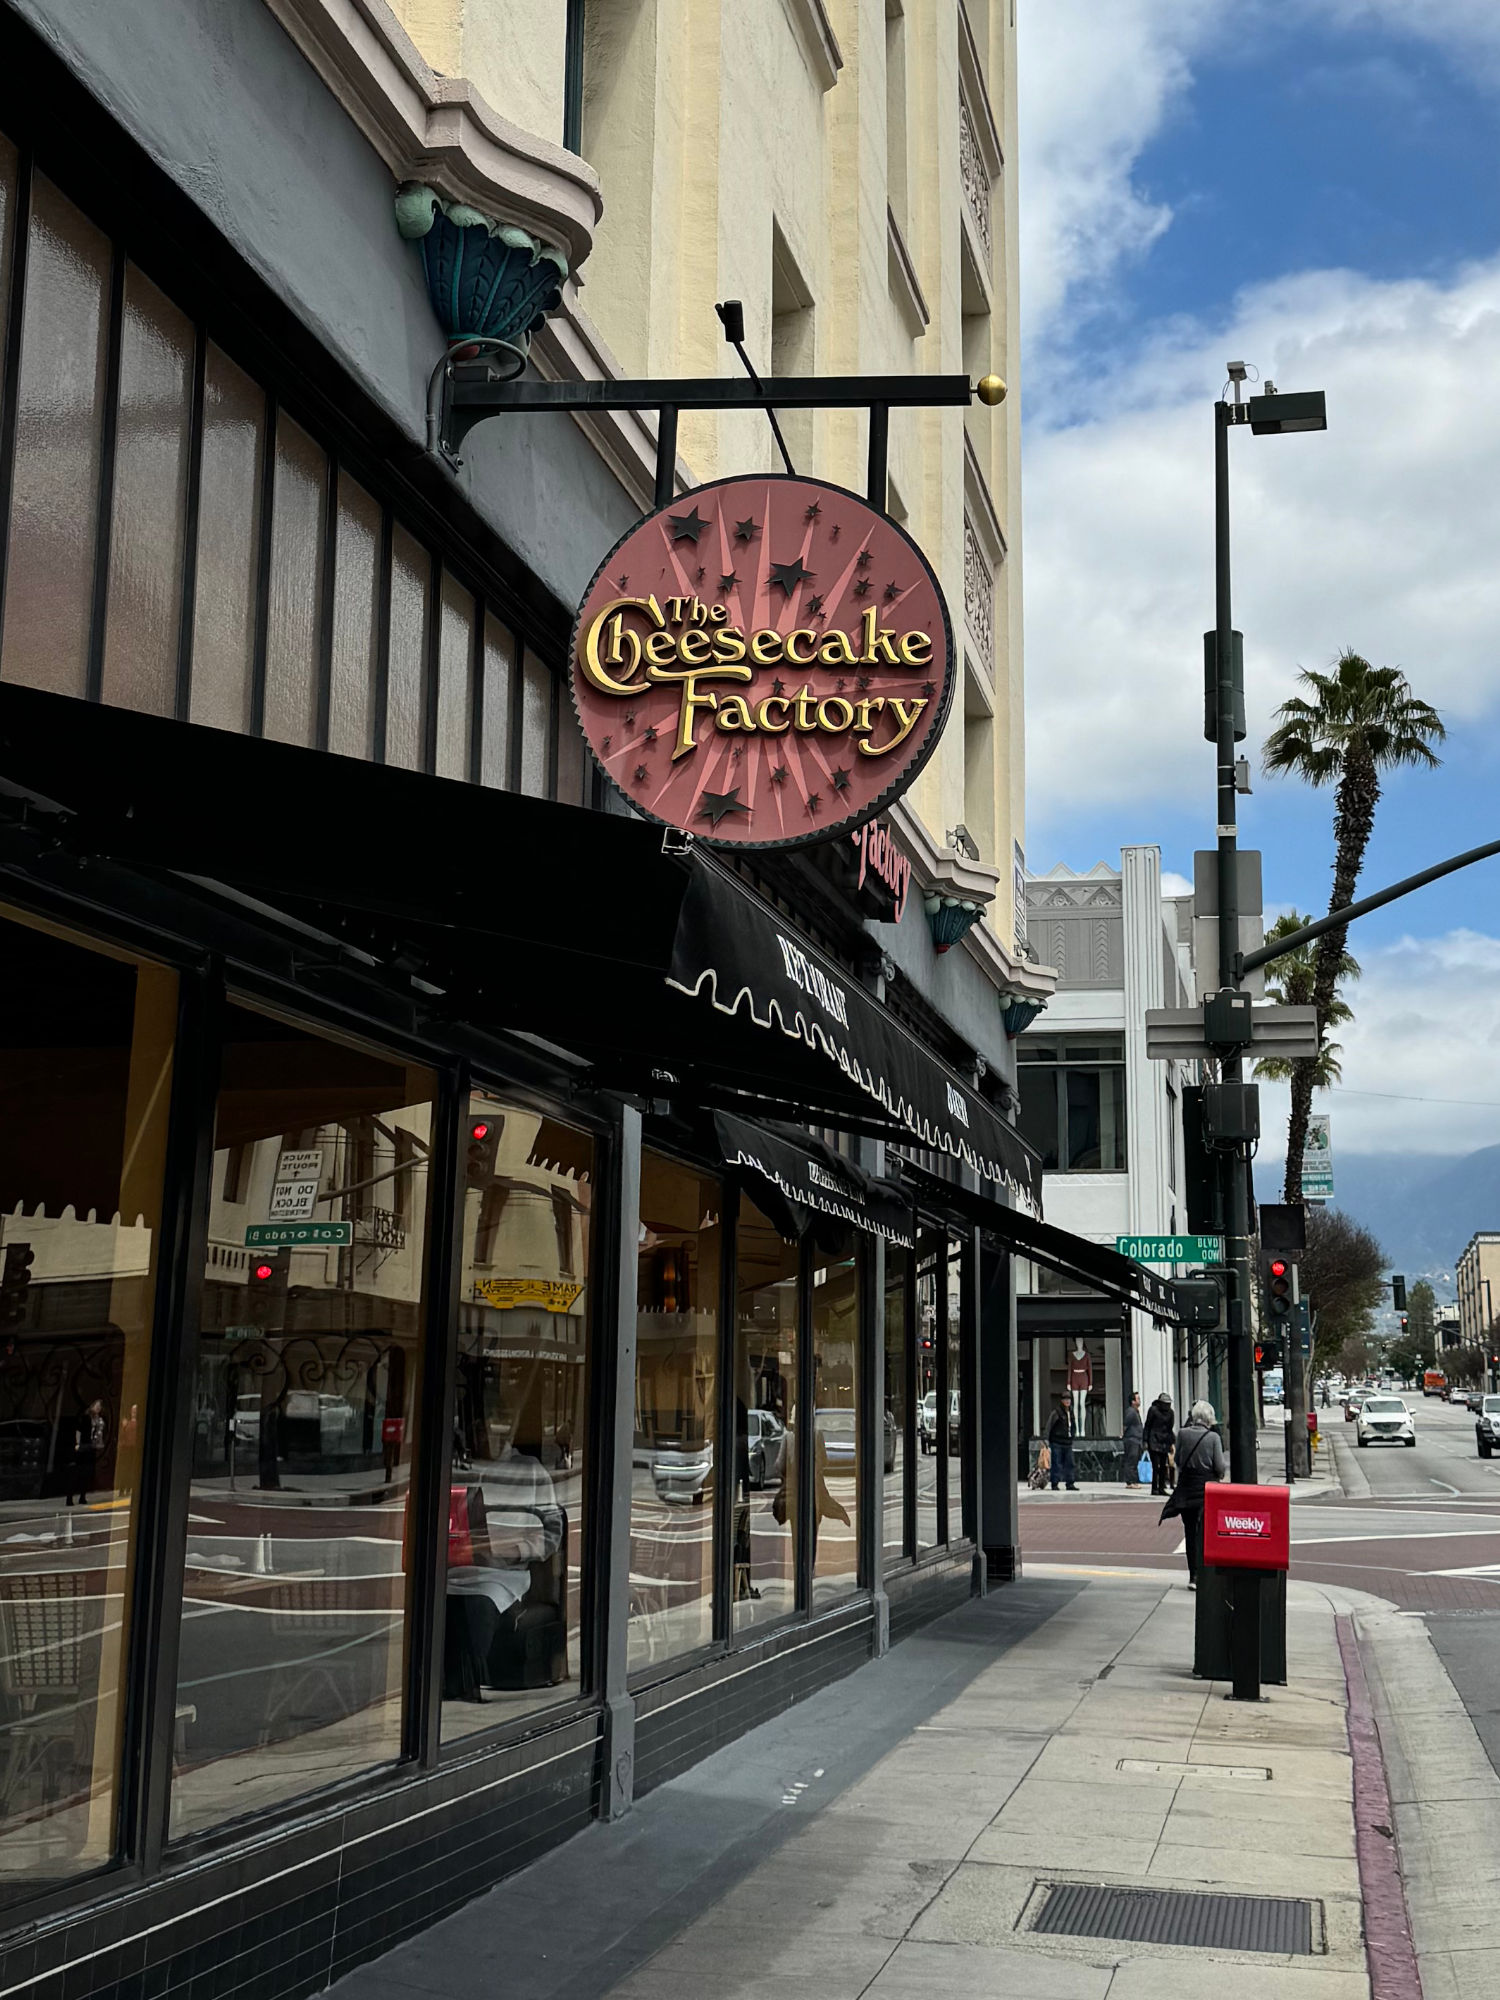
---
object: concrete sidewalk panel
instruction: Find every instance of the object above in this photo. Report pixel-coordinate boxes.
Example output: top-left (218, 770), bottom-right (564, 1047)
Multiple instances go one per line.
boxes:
top-left (1107, 1955), bottom-right (1370, 2000)
top-left (863, 1938), bottom-right (1116, 1998)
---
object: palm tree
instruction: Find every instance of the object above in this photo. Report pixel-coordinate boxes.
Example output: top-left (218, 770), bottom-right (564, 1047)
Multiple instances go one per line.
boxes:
top-left (1252, 912), bottom-right (1357, 1094)
top-left (1263, 651), bottom-right (1444, 1203)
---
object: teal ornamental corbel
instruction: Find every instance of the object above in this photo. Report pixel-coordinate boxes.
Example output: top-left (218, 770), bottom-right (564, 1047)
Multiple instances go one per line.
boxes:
top-left (396, 182), bottom-right (569, 369)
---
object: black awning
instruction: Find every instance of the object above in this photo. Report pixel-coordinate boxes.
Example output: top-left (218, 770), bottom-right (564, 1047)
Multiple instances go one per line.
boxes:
top-left (674, 866), bottom-right (1041, 1213)
top-left (1019, 1296), bottom-right (1130, 1338)
top-left (902, 1162), bottom-right (1183, 1323)
top-left (713, 1112), bottom-right (916, 1249)
top-left (0, 683), bottom-right (1036, 1196)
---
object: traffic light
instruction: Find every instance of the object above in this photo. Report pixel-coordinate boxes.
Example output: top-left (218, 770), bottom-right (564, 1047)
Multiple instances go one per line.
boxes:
top-left (0, 1243), bottom-right (34, 1329)
top-left (1255, 1336), bottom-right (1282, 1368)
top-left (1392, 1275), bottom-right (1407, 1312)
top-left (1400, 1313), bottom-right (1409, 1334)
top-left (245, 1248), bottom-right (289, 1321)
top-left (464, 1114), bottom-right (503, 1187)
top-left (1266, 1257), bottom-right (1292, 1327)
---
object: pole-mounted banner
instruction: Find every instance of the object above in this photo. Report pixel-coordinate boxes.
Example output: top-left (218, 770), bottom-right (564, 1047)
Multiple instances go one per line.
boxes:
top-left (569, 472), bottom-right (955, 849)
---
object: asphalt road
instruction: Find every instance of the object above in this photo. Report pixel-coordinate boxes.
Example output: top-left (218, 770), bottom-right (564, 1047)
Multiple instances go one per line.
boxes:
top-left (1019, 1391), bottom-right (1500, 1786)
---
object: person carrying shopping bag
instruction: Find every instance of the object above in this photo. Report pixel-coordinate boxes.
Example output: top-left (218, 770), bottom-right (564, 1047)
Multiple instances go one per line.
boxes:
top-left (1160, 1399), bottom-right (1226, 1587)
top-left (1143, 1391), bottom-right (1175, 1496)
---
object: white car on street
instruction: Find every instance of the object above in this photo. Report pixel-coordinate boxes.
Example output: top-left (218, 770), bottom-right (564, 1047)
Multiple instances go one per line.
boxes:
top-left (1356, 1394), bottom-right (1416, 1448)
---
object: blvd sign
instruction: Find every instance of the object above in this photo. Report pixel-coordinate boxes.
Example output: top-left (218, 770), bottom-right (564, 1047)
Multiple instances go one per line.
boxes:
top-left (1117, 1234), bottom-right (1224, 1265)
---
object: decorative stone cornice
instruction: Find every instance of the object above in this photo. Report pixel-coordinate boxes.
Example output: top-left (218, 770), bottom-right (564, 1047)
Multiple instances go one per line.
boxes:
top-left (261, 0), bottom-right (602, 271)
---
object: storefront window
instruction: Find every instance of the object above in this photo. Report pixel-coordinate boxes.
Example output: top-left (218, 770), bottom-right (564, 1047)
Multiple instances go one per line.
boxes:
top-left (915, 1235), bottom-right (941, 1552)
top-left (169, 1006), bottom-right (434, 1838)
top-left (882, 1248), bottom-right (910, 1571)
top-left (947, 1239), bottom-right (966, 1540)
top-left (442, 1098), bottom-right (593, 1740)
top-left (629, 1155), bottom-right (720, 1673)
top-left (0, 910), bottom-right (175, 1902)
top-left (811, 1234), bottom-right (859, 1606)
top-left (732, 1196), bottom-right (798, 1634)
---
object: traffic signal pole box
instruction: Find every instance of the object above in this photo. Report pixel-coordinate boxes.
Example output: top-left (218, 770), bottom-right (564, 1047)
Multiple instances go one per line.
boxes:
top-left (1195, 1482), bottom-right (1291, 1697)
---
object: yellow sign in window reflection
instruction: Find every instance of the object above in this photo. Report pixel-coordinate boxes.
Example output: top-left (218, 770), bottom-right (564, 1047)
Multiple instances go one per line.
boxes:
top-left (473, 1277), bottom-right (584, 1313)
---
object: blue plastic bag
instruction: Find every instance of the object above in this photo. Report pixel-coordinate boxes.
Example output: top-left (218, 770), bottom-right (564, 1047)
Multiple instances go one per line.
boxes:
top-left (1137, 1452), bottom-right (1153, 1484)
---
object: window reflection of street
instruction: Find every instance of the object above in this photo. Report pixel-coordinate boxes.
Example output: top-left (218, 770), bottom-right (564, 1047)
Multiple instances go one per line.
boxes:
top-left (0, 910), bottom-right (174, 1902)
top-left (811, 1234), bottom-right (859, 1607)
top-left (629, 1156), bottom-right (720, 1673)
top-left (733, 1196), bottom-right (798, 1634)
top-left (168, 1005), bottom-right (434, 1840)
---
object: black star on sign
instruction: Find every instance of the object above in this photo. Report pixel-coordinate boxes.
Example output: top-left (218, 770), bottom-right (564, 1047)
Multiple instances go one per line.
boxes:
top-left (805, 501), bottom-right (822, 521)
top-left (668, 506), bottom-right (707, 543)
top-left (602, 735), bottom-right (612, 750)
top-left (856, 674), bottom-right (871, 690)
top-left (644, 724), bottom-right (659, 743)
top-left (883, 581), bottom-right (900, 600)
top-left (696, 566), bottom-right (705, 582)
top-left (807, 594), bottom-right (824, 614)
top-left (771, 678), bottom-right (786, 696)
top-left (698, 788), bottom-right (750, 827)
top-left (771, 765), bottom-right (789, 784)
top-left (831, 767), bottom-right (851, 791)
top-left (921, 680), bottom-right (936, 696)
top-left (719, 572), bottom-right (737, 591)
top-left (836, 679), bottom-right (847, 691)
top-left (806, 792), bottom-right (822, 811)
top-left (618, 574), bottom-right (629, 587)
top-left (634, 765), bottom-right (648, 781)
top-left (852, 576), bottom-right (872, 598)
top-left (830, 524), bottom-right (842, 540)
top-left (769, 555), bottom-right (815, 595)
top-left (857, 548), bottom-right (872, 568)
top-left (733, 517), bottom-right (757, 543)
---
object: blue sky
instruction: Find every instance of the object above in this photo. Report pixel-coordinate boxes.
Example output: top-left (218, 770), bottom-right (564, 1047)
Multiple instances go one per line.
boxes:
top-left (1018, 2), bottom-right (1500, 1155)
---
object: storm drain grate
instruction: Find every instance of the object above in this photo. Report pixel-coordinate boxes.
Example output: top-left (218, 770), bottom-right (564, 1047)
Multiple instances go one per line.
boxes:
top-left (1032, 1882), bottom-right (1315, 1955)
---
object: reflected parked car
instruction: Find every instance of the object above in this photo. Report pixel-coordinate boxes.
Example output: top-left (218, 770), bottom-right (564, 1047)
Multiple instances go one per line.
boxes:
top-left (918, 1391), bottom-right (938, 1454)
top-left (815, 1407), bottom-right (856, 1473)
top-left (640, 1436), bottom-right (713, 1504)
top-left (947, 1392), bottom-right (961, 1454)
top-left (1475, 1395), bottom-right (1500, 1457)
top-left (746, 1409), bottom-right (788, 1490)
top-left (1344, 1391), bottom-right (1367, 1423)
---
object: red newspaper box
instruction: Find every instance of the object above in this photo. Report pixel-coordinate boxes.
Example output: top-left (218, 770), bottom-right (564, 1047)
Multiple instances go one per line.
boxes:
top-left (1203, 1482), bottom-right (1289, 1571)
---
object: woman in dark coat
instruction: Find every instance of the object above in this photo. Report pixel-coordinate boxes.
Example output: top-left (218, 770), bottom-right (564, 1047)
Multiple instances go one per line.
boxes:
top-left (1122, 1392), bottom-right (1145, 1491)
top-left (1173, 1399), bottom-right (1227, 1587)
top-left (1143, 1392), bottom-right (1175, 1496)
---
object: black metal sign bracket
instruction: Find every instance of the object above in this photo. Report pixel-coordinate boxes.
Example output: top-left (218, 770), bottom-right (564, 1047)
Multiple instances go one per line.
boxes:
top-left (429, 364), bottom-right (1005, 509)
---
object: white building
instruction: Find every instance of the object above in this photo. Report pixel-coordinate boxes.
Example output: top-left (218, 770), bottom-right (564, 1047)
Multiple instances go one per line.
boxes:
top-left (1015, 849), bottom-right (1200, 1474)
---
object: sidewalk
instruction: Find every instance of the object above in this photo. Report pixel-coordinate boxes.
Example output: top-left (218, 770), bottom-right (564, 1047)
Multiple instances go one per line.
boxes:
top-left (328, 1573), bottom-right (1376, 2000)
top-left (1020, 1420), bottom-right (1342, 1502)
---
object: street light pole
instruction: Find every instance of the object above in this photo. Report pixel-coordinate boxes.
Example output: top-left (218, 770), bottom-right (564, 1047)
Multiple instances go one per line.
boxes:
top-left (1214, 382), bottom-right (1258, 1485)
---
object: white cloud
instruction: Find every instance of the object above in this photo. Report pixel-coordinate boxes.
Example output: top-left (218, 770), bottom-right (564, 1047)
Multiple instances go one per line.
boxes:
top-left (1254, 929), bottom-right (1500, 1155)
top-left (1023, 256), bottom-right (1500, 822)
top-left (1016, 0), bottom-right (1215, 343)
top-left (1161, 870), bottom-right (1194, 897)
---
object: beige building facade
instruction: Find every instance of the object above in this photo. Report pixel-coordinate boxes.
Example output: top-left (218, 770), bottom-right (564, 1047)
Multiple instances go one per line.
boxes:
top-left (1457, 1232), bottom-right (1500, 1351)
top-left (383, 0), bottom-right (1037, 990)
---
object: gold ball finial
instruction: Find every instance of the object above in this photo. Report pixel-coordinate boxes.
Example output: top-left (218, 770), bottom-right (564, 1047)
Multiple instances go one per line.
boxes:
top-left (976, 374), bottom-right (1007, 407)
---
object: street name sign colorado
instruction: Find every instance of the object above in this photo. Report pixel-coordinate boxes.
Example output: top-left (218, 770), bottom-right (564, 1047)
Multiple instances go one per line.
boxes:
top-left (1116, 1234), bottom-right (1224, 1265)
top-left (570, 473), bottom-right (954, 848)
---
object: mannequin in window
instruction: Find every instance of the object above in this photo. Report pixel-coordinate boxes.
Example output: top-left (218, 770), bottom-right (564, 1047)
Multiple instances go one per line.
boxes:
top-left (1067, 1339), bottom-right (1092, 1430)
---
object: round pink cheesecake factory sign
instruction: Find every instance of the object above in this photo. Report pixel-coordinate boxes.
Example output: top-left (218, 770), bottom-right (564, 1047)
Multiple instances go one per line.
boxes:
top-left (569, 473), bottom-right (954, 848)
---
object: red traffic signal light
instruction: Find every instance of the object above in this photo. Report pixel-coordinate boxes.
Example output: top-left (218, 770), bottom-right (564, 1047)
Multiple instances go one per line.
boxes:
top-left (464, 1111), bottom-right (503, 1186)
top-left (252, 1262), bottom-right (276, 1283)
top-left (1269, 1260), bottom-right (1287, 1279)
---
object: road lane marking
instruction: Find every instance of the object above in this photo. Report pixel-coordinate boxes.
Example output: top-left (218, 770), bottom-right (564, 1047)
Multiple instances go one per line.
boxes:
top-left (1430, 1478), bottom-right (1461, 1495)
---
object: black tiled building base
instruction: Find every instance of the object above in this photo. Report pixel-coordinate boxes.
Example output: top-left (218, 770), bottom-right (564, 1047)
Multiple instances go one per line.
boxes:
top-left (0, 1719), bottom-right (601, 2000)
top-left (885, 1549), bottom-right (975, 1645)
top-left (632, 1603), bottom-right (875, 1798)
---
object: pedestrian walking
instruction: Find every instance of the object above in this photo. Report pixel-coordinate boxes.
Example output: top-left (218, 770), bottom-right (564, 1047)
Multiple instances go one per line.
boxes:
top-left (1047, 1392), bottom-right (1078, 1491)
top-left (1144, 1391), bottom-right (1175, 1496)
top-left (1166, 1398), bottom-right (1227, 1588)
top-left (1122, 1391), bottom-right (1144, 1491)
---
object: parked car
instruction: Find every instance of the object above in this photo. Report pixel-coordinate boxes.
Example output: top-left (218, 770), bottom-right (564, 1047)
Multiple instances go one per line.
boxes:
top-left (1344, 1390), bottom-right (1367, 1423)
top-left (745, 1408), bottom-right (788, 1490)
top-left (641, 1436), bottom-right (713, 1504)
top-left (1356, 1395), bottom-right (1416, 1448)
top-left (947, 1392), bottom-right (962, 1454)
top-left (918, 1390), bottom-right (938, 1454)
top-left (883, 1408), bottom-right (898, 1474)
top-left (1475, 1395), bottom-right (1500, 1457)
top-left (815, 1406), bottom-right (857, 1473)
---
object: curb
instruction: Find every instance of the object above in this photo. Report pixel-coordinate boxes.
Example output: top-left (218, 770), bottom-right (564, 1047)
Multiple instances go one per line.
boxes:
top-left (1336, 1613), bottom-right (1423, 2000)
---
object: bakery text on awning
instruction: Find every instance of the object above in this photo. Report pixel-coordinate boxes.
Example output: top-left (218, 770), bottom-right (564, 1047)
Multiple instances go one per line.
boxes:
top-left (713, 1112), bottom-right (915, 1249)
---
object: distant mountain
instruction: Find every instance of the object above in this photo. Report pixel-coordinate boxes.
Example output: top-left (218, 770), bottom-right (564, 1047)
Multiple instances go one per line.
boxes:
top-left (1253, 1146), bottom-right (1500, 1287)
